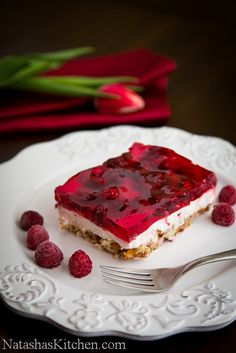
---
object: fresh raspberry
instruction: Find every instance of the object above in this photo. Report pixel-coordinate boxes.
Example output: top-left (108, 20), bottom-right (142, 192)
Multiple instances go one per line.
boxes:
top-left (219, 185), bottom-right (236, 205)
top-left (20, 210), bottom-right (44, 231)
top-left (211, 203), bottom-right (235, 226)
top-left (26, 225), bottom-right (49, 250)
top-left (68, 250), bottom-right (92, 278)
top-left (35, 241), bottom-right (63, 268)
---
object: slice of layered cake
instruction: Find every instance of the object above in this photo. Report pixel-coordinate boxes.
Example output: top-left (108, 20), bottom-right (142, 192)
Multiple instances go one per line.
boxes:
top-left (55, 143), bottom-right (217, 259)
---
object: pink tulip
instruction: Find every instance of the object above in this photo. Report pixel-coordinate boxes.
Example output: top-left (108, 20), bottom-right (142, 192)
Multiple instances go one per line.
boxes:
top-left (95, 83), bottom-right (145, 114)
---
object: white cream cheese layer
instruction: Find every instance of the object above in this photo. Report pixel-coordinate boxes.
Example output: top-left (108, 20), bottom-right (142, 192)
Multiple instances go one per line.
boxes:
top-left (58, 188), bottom-right (215, 249)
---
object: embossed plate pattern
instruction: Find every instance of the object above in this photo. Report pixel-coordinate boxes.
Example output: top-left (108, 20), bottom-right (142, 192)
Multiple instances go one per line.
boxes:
top-left (0, 126), bottom-right (236, 340)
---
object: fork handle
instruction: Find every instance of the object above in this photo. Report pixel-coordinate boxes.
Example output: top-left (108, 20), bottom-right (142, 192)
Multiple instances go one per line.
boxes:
top-left (182, 249), bottom-right (236, 274)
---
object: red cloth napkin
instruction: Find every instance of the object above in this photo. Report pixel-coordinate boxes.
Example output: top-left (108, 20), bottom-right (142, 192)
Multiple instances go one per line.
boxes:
top-left (0, 49), bottom-right (176, 133)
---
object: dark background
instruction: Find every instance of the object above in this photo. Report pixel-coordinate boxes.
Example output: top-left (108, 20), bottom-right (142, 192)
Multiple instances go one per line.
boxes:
top-left (0, 0), bottom-right (236, 351)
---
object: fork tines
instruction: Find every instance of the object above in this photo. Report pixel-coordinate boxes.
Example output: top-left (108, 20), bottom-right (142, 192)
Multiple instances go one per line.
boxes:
top-left (100, 265), bottom-right (155, 290)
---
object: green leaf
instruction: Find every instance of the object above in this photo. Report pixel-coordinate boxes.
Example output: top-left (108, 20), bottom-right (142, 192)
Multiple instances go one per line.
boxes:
top-left (26, 47), bottom-right (95, 62)
top-left (45, 75), bottom-right (139, 87)
top-left (0, 47), bottom-right (95, 87)
top-left (0, 56), bottom-right (61, 88)
top-left (9, 77), bottom-right (117, 98)
top-left (0, 56), bottom-right (27, 87)
top-left (1, 60), bottom-right (52, 87)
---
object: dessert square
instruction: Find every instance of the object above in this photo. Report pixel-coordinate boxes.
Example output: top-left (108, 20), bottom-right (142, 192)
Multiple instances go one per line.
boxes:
top-left (55, 143), bottom-right (217, 259)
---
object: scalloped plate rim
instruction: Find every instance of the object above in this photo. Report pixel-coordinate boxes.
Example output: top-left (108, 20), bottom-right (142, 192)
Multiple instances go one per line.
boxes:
top-left (2, 295), bottom-right (236, 341)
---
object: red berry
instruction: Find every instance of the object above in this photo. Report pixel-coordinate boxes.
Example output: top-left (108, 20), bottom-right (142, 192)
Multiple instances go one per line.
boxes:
top-left (219, 185), bottom-right (236, 205)
top-left (20, 210), bottom-right (43, 231)
top-left (211, 203), bottom-right (235, 226)
top-left (35, 241), bottom-right (63, 268)
top-left (26, 225), bottom-right (49, 250)
top-left (106, 186), bottom-right (119, 200)
top-left (182, 180), bottom-right (192, 189)
top-left (91, 166), bottom-right (103, 177)
top-left (68, 250), bottom-right (92, 278)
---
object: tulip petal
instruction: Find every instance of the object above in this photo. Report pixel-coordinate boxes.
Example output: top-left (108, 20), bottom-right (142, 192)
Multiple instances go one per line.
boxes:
top-left (95, 83), bottom-right (145, 114)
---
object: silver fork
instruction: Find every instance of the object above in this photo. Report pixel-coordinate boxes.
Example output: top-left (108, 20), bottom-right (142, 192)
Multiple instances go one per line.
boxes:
top-left (100, 249), bottom-right (236, 292)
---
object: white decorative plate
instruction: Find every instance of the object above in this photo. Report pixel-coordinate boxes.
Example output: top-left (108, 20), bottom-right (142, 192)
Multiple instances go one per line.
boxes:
top-left (0, 125), bottom-right (236, 340)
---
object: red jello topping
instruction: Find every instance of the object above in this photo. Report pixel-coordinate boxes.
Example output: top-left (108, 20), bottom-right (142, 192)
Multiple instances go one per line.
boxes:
top-left (55, 143), bottom-right (217, 242)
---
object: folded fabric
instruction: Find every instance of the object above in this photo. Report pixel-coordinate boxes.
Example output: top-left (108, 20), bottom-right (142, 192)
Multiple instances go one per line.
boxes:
top-left (0, 49), bottom-right (176, 133)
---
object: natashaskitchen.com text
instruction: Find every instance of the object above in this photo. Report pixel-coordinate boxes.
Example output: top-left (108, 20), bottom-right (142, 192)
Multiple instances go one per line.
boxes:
top-left (1, 338), bottom-right (126, 350)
